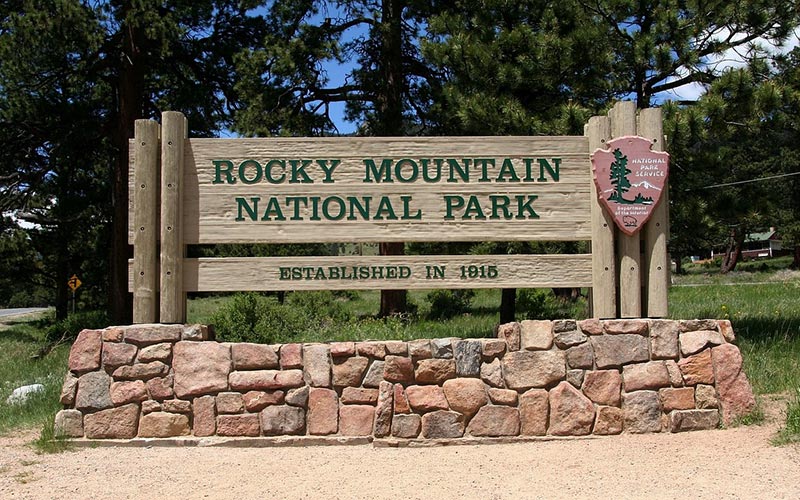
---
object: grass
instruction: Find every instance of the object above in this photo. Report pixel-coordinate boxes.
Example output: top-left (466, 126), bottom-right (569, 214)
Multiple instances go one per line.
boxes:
top-left (0, 318), bottom-right (70, 438)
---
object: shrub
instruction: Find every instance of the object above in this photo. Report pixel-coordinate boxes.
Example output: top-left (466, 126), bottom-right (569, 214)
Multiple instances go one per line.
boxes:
top-left (426, 289), bottom-right (475, 320)
top-left (44, 310), bottom-right (109, 343)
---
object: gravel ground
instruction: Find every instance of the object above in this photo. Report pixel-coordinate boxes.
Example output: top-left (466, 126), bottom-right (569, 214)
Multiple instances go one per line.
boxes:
top-left (1, 401), bottom-right (798, 500)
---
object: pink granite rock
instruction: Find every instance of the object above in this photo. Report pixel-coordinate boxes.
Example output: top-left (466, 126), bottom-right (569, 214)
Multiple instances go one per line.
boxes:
top-left (173, 342), bottom-right (230, 398)
top-left (60, 372), bottom-right (78, 405)
top-left (391, 414), bottom-right (422, 438)
top-left (286, 386), bottom-right (310, 408)
top-left (593, 406), bottom-right (623, 435)
top-left (192, 395), bottom-right (216, 437)
top-left (393, 385), bottom-right (411, 413)
top-left (481, 339), bottom-right (506, 359)
top-left (231, 343), bottom-right (279, 370)
top-left (138, 412), bottom-right (190, 437)
top-left (467, 406), bottom-right (520, 437)
top-left (307, 388), bottom-right (338, 435)
top-left (83, 403), bottom-right (139, 439)
top-left (694, 384), bottom-right (719, 409)
top-left (162, 399), bottom-right (191, 413)
top-left (659, 387), bottom-right (696, 412)
top-left (332, 357), bottom-right (369, 387)
top-left (303, 344), bottom-right (331, 387)
top-left (384, 341), bottom-right (408, 356)
top-left (68, 329), bottom-right (103, 373)
top-left (520, 320), bottom-right (553, 350)
top-left (260, 405), bottom-right (305, 435)
top-left (421, 410), bottom-right (464, 438)
top-left (362, 361), bottom-right (385, 388)
top-left (679, 319), bottom-right (718, 332)
top-left (141, 400), bottom-right (161, 414)
top-left (110, 380), bottom-right (148, 405)
top-left (54, 409), bottom-right (83, 437)
top-left (123, 324), bottom-right (181, 346)
top-left (497, 322), bottom-right (521, 351)
top-left (146, 375), bottom-right (174, 400)
top-left (216, 414), bottom-right (260, 437)
top-left (280, 343), bottom-right (303, 369)
top-left (566, 343), bottom-right (594, 369)
top-left (75, 371), bottom-right (113, 411)
top-left (623, 361), bottom-right (670, 391)
top-left (373, 381), bottom-right (393, 438)
top-left (341, 387), bottom-right (379, 405)
top-left (383, 355), bottom-right (414, 383)
top-left (712, 344), bottom-right (757, 424)
top-left (718, 320), bottom-right (736, 342)
top-left (548, 381), bottom-right (595, 436)
top-left (480, 359), bottom-right (504, 388)
top-left (228, 369), bottom-right (304, 391)
top-left (357, 341), bottom-right (387, 359)
top-left (519, 389), bottom-right (549, 436)
top-left (102, 328), bottom-right (124, 342)
top-left (590, 334), bottom-right (649, 368)
top-left (442, 378), bottom-right (488, 418)
top-left (665, 360), bottom-right (685, 387)
top-left (112, 361), bottom-right (169, 381)
top-left (137, 343), bottom-right (172, 363)
top-left (102, 342), bottom-right (137, 368)
top-left (415, 359), bottom-right (456, 385)
top-left (679, 330), bottom-right (724, 356)
top-left (649, 320), bottom-right (680, 360)
top-left (622, 391), bottom-right (662, 433)
top-left (216, 392), bottom-right (245, 414)
top-left (243, 390), bottom-right (285, 412)
top-left (604, 319), bottom-right (648, 335)
top-left (577, 319), bottom-right (604, 335)
top-left (406, 385), bottom-right (449, 413)
top-left (502, 350), bottom-right (566, 390)
top-left (339, 405), bottom-right (375, 436)
top-left (329, 342), bottom-right (355, 357)
top-left (677, 349), bottom-right (715, 385)
top-left (669, 409), bottom-right (720, 432)
top-left (408, 339), bottom-right (432, 360)
top-left (181, 324), bottom-right (209, 341)
top-left (488, 388), bottom-right (518, 406)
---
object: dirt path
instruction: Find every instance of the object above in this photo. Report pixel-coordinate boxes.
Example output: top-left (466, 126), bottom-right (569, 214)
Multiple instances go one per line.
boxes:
top-left (1, 415), bottom-right (798, 500)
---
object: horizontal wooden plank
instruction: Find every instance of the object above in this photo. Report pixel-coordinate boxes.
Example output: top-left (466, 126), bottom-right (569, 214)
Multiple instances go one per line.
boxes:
top-left (128, 254), bottom-right (593, 292)
top-left (129, 136), bottom-right (593, 244)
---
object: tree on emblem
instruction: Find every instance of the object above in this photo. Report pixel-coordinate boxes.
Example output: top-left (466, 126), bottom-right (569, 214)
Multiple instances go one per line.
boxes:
top-left (608, 148), bottom-right (633, 204)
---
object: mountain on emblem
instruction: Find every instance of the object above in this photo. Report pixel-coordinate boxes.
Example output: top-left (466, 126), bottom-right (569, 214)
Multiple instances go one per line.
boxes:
top-left (591, 136), bottom-right (669, 236)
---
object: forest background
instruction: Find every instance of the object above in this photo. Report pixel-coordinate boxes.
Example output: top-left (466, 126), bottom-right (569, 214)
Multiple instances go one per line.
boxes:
top-left (0, 0), bottom-right (799, 324)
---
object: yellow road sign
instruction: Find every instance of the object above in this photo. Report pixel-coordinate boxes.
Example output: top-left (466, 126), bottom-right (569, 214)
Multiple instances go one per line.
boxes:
top-left (68, 275), bottom-right (82, 292)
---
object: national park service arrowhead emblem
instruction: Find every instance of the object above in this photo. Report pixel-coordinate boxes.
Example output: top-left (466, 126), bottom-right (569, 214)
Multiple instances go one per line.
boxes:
top-left (591, 135), bottom-right (669, 235)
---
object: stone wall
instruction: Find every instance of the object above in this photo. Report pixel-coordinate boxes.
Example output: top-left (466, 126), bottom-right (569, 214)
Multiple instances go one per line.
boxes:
top-left (54, 319), bottom-right (756, 441)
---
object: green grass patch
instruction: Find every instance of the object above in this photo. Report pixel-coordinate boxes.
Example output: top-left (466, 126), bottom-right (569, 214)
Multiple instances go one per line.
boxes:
top-left (0, 319), bottom-right (70, 435)
top-left (772, 389), bottom-right (800, 445)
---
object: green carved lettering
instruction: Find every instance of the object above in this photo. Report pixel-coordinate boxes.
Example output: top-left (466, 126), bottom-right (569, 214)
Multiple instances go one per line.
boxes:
top-left (347, 196), bottom-right (371, 220)
top-left (400, 195), bottom-right (422, 220)
top-left (265, 159), bottom-right (286, 183)
top-left (317, 159), bottom-right (341, 183)
top-left (515, 195), bottom-right (540, 219)
top-left (238, 159), bottom-right (262, 185)
top-left (474, 158), bottom-right (493, 182)
top-left (443, 195), bottom-right (465, 220)
top-left (374, 196), bottom-right (398, 220)
top-left (462, 195), bottom-right (486, 219)
top-left (289, 159), bottom-right (314, 183)
top-left (395, 158), bottom-right (419, 182)
top-left (212, 160), bottom-right (235, 184)
top-left (490, 195), bottom-right (512, 219)
top-left (447, 158), bottom-right (470, 182)
top-left (322, 196), bottom-right (346, 220)
top-left (496, 158), bottom-right (520, 182)
top-left (538, 158), bottom-right (560, 182)
top-left (235, 197), bottom-right (259, 221)
top-left (364, 158), bottom-right (393, 182)
top-left (261, 197), bottom-right (285, 221)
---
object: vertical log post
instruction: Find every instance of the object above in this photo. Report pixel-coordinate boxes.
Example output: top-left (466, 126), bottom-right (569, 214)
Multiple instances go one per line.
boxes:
top-left (609, 101), bottom-right (641, 318)
top-left (159, 111), bottom-right (187, 323)
top-left (639, 108), bottom-right (670, 317)
top-left (132, 120), bottom-right (160, 323)
top-left (586, 116), bottom-right (616, 318)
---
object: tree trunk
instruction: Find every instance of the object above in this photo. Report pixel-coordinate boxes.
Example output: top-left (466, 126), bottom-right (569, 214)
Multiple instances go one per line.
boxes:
top-left (792, 245), bottom-right (800, 270)
top-left (499, 288), bottom-right (516, 324)
top-left (720, 228), bottom-right (744, 274)
top-left (376, 0), bottom-right (408, 317)
top-left (109, 4), bottom-right (145, 325)
top-left (379, 242), bottom-right (407, 316)
top-left (674, 253), bottom-right (683, 275)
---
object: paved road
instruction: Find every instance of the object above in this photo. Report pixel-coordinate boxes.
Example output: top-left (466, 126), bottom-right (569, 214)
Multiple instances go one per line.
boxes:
top-left (0, 307), bottom-right (49, 319)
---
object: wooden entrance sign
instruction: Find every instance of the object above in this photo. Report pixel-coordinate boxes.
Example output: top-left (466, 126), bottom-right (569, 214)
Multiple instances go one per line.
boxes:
top-left (129, 102), bottom-right (670, 323)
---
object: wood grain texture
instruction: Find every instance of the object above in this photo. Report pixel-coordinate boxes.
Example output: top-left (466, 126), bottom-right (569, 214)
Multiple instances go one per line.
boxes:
top-left (132, 120), bottom-right (160, 323)
top-left (586, 116), bottom-right (617, 318)
top-left (638, 108), bottom-right (669, 317)
top-left (129, 254), bottom-right (592, 292)
top-left (181, 136), bottom-right (591, 243)
top-left (159, 112), bottom-right (187, 323)
top-left (609, 101), bottom-right (641, 318)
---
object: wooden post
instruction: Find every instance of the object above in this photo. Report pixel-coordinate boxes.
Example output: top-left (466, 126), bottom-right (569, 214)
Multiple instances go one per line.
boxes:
top-left (585, 116), bottom-right (616, 318)
top-left (132, 120), bottom-right (160, 323)
top-left (609, 101), bottom-right (641, 318)
top-left (638, 108), bottom-right (670, 317)
top-left (159, 111), bottom-right (187, 323)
